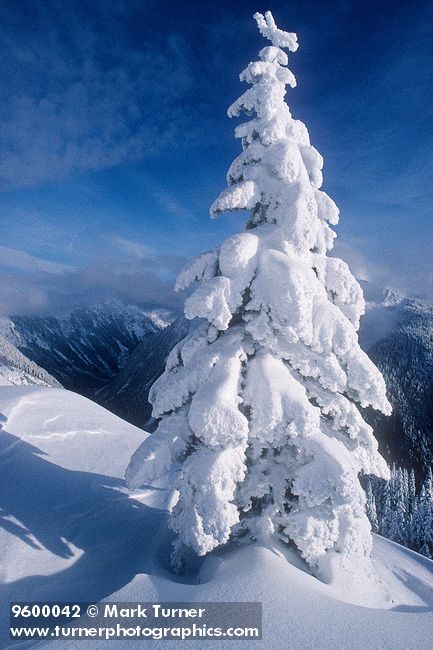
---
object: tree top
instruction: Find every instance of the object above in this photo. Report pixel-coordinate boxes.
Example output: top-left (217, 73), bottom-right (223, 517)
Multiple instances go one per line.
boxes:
top-left (253, 11), bottom-right (298, 52)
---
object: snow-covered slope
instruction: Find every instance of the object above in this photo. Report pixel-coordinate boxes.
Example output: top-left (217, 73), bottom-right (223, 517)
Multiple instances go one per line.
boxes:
top-left (90, 537), bottom-right (433, 650)
top-left (359, 292), bottom-right (433, 473)
top-left (0, 334), bottom-right (60, 387)
top-left (0, 301), bottom-right (163, 398)
top-left (0, 385), bottom-right (148, 646)
top-left (0, 385), bottom-right (432, 649)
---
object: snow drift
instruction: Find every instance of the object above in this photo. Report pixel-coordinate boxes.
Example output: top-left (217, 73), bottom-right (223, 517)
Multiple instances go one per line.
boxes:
top-left (0, 386), bottom-right (432, 648)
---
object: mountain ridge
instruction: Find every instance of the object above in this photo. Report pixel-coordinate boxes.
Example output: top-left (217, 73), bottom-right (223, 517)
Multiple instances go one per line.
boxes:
top-left (0, 300), bottom-right (169, 397)
top-left (1, 291), bottom-right (431, 477)
top-left (361, 294), bottom-right (433, 473)
top-left (0, 333), bottom-right (61, 387)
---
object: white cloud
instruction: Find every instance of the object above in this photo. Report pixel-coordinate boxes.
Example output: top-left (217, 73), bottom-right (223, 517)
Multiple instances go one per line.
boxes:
top-left (333, 237), bottom-right (433, 303)
top-left (0, 245), bottom-right (73, 275)
top-left (106, 235), bottom-right (155, 260)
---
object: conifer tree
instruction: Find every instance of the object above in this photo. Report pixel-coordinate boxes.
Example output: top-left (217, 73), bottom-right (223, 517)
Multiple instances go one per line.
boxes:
top-left (365, 479), bottom-right (379, 534)
top-left (424, 466), bottom-right (433, 500)
top-left (408, 469), bottom-right (417, 516)
top-left (413, 473), bottom-right (433, 557)
top-left (406, 468), bottom-right (418, 547)
top-left (387, 468), bottom-right (408, 545)
top-left (126, 11), bottom-right (391, 582)
top-left (381, 469), bottom-right (395, 538)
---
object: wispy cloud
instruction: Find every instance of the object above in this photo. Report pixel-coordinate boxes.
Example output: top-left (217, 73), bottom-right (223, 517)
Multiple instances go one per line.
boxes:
top-left (0, 235), bottom-right (186, 316)
top-left (106, 235), bottom-right (155, 260)
top-left (0, 245), bottom-right (73, 275)
top-left (333, 237), bottom-right (433, 303)
top-left (0, 2), bottom-right (198, 190)
top-left (0, 0), bottom-right (431, 311)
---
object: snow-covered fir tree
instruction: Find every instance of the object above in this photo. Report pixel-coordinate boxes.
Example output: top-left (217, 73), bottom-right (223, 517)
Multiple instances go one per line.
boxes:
top-left (413, 475), bottom-right (433, 559)
top-left (407, 468), bottom-right (418, 547)
top-left (424, 466), bottom-right (433, 500)
top-left (386, 467), bottom-right (408, 545)
top-left (408, 469), bottom-right (417, 518)
top-left (126, 11), bottom-right (391, 583)
top-left (365, 481), bottom-right (379, 534)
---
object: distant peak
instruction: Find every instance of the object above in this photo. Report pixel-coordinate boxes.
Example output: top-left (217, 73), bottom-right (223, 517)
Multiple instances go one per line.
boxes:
top-left (382, 289), bottom-right (405, 307)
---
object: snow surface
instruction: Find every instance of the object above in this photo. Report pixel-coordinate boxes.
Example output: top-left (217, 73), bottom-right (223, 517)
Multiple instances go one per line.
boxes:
top-left (0, 386), bottom-right (147, 636)
top-left (0, 386), bottom-right (432, 648)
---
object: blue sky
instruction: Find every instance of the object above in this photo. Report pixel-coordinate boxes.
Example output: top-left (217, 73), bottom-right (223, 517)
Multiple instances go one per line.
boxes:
top-left (0, 0), bottom-right (432, 315)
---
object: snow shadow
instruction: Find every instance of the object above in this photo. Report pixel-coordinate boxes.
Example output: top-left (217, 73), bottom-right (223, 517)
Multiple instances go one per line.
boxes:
top-left (0, 420), bottom-right (170, 640)
top-left (389, 551), bottom-right (433, 612)
top-left (149, 518), bottom-right (207, 585)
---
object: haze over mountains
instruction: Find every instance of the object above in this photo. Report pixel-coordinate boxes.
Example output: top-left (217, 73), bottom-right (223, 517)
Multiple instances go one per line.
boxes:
top-left (0, 289), bottom-right (431, 476)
